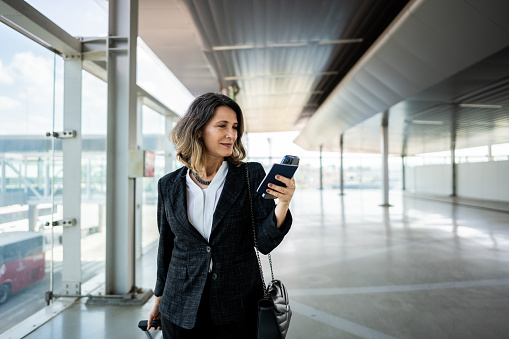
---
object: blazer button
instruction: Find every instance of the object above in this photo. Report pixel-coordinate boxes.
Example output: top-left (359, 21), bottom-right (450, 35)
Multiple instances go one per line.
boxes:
top-left (211, 273), bottom-right (218, 280)
top-left (206, 246), bottom-right (211, 253)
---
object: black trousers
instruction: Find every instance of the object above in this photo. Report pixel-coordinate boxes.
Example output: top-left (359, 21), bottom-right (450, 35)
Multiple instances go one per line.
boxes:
top-left (161, 275), bottom-right (257, 339)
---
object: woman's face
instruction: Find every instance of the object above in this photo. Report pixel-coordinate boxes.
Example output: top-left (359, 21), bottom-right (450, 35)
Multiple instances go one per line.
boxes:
top-left (200, 106), bottom-right (238, 161)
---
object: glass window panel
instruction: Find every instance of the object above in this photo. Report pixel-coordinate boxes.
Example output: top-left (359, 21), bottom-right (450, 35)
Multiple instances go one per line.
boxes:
top-left (244, 132), bottom-right (397, 190)
top-left (491, 143), bottom-right (509, 157)
top-left (455, 146), bottom-right (488, 157)
top-left (137, 39), bottom-right (194, 116)
top-left (141, 106), bottom-right (166, 250)
top-left (389, 156), bottom-right (403, 190)
top-left (0, 21), bottom-right (63, 334)
top-left (80, 70), bottom-right (107, 283)
top-left (455, 146), bottom-right (489, 163)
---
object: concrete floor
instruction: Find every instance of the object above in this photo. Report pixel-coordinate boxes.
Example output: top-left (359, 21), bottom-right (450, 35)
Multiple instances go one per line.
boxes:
top-left (18, 189), bottom-right (509, 338)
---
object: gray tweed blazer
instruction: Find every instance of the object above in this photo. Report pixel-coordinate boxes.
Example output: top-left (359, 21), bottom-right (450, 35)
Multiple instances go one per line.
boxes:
top-left (154, 161), bottom-right (292, 329)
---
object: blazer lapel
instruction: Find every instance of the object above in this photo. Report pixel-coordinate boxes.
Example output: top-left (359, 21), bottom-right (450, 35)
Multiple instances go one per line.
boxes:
top-left (168, 167), bottom-right (207, 244)
top-left (211, 162), bottom-right (245, 233)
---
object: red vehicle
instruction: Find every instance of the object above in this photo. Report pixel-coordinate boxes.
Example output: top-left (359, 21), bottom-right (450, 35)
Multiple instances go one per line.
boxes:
top-left (0, 232), bottom-right (45, 304)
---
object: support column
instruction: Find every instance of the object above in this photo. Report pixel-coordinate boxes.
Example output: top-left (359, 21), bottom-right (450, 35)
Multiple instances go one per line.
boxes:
top-left (98, 204), bottom-right (106, 234)
top-left (339, 134), bottom-right (344, 195)
top-left (1, 159), bottom-right (5, 193)
top-left (165, 116), bottom-right (176, 174)
top-left (23, 158), bottom-right (28, 194)
top-left (44, 156), bottom-right (50, 198)
top-left (451, 107), bottom-right (457, 197)
top-left (381, 111), bottom-right (391, 207)
top-left (402, 128), bottom-right (408, 192)
top-left (401, 156), bottom-right (406, 191)
top-left (105, 0), bottom-right (139, 295)
top-left (135, 96), bottom-right (143, 260)
top-left (28, 204), bottom-right (38, 231)
top-left (86, 159), bottom-right (91, 200)
top-left (319, 145), bottom-right (323, 190)
top-left (62, 53), bottom-right (83, 295)
top-left (268, 138), bottom-right (272, 164)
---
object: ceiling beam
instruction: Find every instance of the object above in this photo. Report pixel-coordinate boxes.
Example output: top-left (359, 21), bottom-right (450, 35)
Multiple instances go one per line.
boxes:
top-left (0, 0), bottom-right (81, 55)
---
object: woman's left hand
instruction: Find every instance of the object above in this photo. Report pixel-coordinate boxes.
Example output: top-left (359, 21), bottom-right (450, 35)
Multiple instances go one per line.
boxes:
top-left (266, 175), bottom-right (296, 205)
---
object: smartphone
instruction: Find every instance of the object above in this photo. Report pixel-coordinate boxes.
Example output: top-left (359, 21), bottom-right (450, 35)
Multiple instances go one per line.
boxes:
top-left (262, 155), bottom-right (300, 199)
top-left (280, 155), bottom-right (300, 166)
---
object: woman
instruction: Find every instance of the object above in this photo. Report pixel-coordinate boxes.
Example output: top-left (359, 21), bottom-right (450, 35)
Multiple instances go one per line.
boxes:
top-left (147, 92), bottom-right (295, 338)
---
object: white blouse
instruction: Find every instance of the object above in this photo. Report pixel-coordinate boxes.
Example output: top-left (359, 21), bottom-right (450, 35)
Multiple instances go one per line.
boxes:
top-left (185, 161), bottom-right (228, 242)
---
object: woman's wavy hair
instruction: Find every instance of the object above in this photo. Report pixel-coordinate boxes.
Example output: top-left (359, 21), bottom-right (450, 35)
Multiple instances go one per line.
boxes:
top-left (171, 92), bottom-right (246, 173)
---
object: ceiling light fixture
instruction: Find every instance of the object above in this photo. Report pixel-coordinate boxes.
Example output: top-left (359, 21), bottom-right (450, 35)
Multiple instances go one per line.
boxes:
top-left (212, 45), bottom-right (255, 51)
top-left (319, 38), bottom-right (364, 45)
top-left (238, 91), bottom-right (324, 97)
top-left (225, 72), bottom-right (338, 80)
top-left (224, 75), bottom-right (256, 81)
top-left (266, 71), bottom-right (338, 78)
top-left (212, 40), bottom-right (363, 50)
top-left (459, 104), bottom-right (502, 109)
top-left (266, 42), bottom-right (308, 48)
top-left (411, 120), bottom-right (444, 125)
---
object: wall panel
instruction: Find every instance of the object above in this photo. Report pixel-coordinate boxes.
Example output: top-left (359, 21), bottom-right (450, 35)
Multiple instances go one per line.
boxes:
top-left (407, 161), bottom-right (509, 202)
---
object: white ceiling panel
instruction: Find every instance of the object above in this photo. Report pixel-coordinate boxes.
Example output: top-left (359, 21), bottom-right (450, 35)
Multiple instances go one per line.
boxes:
top-left (411, 0), bottom-right (509, 62)
top-left (377, 40), bottom-right (442, 93)
top-left (355, 68), bottom-right (402, 106)
top-left (363, 55), bottom-right (420, 98)
top-left (465, 0), bottom-right (509, 34)
top-left (388, 13), bottom-right (470, 75)
top-left (295, 0), bottom-right (509, 152)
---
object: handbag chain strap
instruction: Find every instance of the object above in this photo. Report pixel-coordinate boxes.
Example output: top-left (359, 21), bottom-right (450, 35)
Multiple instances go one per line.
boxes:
top-left (245, 164), bottom-right (275, 298)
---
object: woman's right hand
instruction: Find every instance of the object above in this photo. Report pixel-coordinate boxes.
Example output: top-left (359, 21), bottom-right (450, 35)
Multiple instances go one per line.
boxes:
top-left (147, 296), bottom-right (162, 330)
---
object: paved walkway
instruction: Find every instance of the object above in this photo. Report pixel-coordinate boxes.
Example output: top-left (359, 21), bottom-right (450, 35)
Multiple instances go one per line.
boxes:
top-left (12, 189), bottom-right (509, 338)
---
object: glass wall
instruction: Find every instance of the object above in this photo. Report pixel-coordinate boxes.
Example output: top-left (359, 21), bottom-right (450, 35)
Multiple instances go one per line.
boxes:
top-left (137, 39), bottom-right (194, 116)
top-left (0, 22), bottom-right (63, 334)
top-left (491, 143), bottom-right (509, 161)
top-left (249, 153), bottom-right (402, 190)
top-left (406, 143), bottom-right (509, 167)
top-left (141, 106), bottom-right (169, 252)
top-left (246, 132), bottom-right (402, 191)
top-left (80, 70), bottom-right (107, 282)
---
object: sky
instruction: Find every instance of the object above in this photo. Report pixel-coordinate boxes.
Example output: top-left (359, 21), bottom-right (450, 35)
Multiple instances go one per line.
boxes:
top-left (0, 21), bottom-right (63, 135)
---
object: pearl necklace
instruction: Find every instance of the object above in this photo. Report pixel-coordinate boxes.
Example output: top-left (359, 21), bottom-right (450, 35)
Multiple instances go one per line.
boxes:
top-left (192, 171), bottom-right (212, 185)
